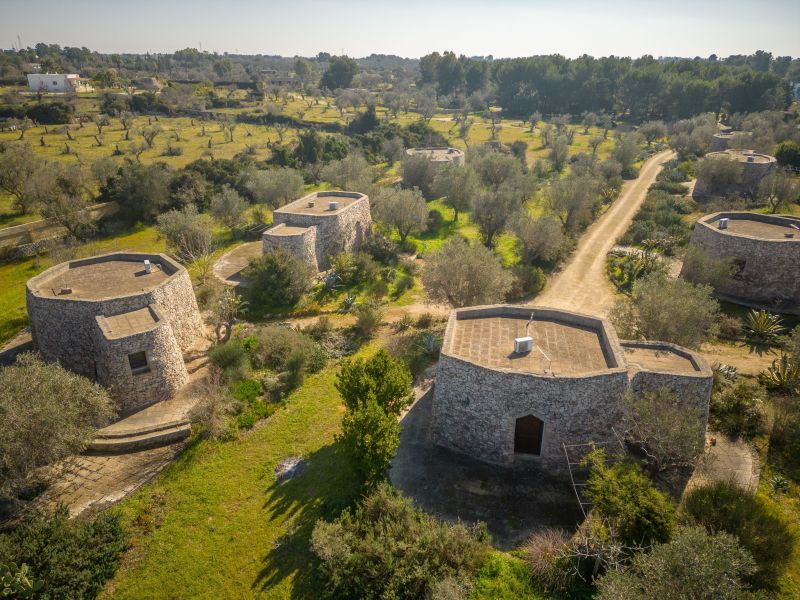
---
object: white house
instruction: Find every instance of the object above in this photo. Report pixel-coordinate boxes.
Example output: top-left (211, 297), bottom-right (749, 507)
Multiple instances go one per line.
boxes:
top-left (26, 73), bottom-right (92, 93)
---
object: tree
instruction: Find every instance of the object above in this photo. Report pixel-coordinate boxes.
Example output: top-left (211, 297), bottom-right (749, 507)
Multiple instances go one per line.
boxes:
top-left (372, 187), bottom-right (428, 244)
top-left (338, 399), bottom-right (400, 484)
top-left (244, 167), bottom-right (304, 209)
top-left (512, 214), bottom-right (565, 265)
top-left (0, 353), bottom-right (115, 498)
top-left (293, 58), bottom-right (312, 82)
top-left (107, 162), bottom-right (171, 223)
top-left (320, 153), bottom-right (375, 195)
top-left (774, 140), bottom-right (800, 168)
top-left (320, 55), bottom-right (358, 90)
top-left (335, 349), bottom-right (414, 416)
top-left (210, 185), bottom-right (248, 231)
top-left (139, 124), bottom-right (162, 149)
top-left (549, 135), bottom-right (569, 172)
top-left (39, 164), bottom-right (97, 241)
top-left (0, 143), bottom-right (45, 214)
top-left (243, 250), bottom-right (313, 308)
top-left (613, 133), bottom-right (642, 178)
top-left (93, 114), bottom-right (111, 135)
top-left (611, 272), bottom-right (719, 349)
top-left (695, 156), bottom-right (744, 197)
top-left (546, 175), bottom-right (600, 232)
top-left (401, 153), bottom-right (437, 198)
top-left (621, 388), bottom-right (706, 474)
top-left (156, 204), bottom-right (214, 262)
top-left (91, 156), bottom-right (119, 188)
top-left (757, 168), bottom-right (799, 213)
top-left (638, 120), bottom-right (666, 145)
top-left (596, 526), bottom-right (757, 600)
top-left (583, 449), bottom-right (676, 548)
top-left (381, 137), bottom-right (405, 166)
top-left (422, 236), bottom-right (512, 307)
top-left (472, 184), bottom-right (525, 246)
top-left (432, 164), bottom-right (479, 222)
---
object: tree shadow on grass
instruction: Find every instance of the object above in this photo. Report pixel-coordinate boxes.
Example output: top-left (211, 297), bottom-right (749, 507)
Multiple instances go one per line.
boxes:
top-left (253, 442), bottom-right (361, 598)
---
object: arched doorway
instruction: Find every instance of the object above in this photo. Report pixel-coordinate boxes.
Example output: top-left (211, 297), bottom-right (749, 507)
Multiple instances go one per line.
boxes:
top-left (514, 415), bottom-right (544, 455)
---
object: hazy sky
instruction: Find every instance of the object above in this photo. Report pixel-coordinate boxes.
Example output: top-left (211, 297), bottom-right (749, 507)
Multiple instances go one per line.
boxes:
top-left (2, 0), bottom-right (798, 59)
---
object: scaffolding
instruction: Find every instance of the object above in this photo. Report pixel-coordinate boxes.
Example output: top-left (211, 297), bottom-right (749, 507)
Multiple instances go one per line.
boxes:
top-left (563, 430), bottom-right (626, 517)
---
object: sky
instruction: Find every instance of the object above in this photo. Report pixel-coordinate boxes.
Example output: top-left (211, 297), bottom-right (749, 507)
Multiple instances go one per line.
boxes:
top-left (1, 0), bottom-right (798, 59)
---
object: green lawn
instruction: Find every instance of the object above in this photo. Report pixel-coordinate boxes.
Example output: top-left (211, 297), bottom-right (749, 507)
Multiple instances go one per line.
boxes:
top-left (104, 348), bottom-right (368, 599)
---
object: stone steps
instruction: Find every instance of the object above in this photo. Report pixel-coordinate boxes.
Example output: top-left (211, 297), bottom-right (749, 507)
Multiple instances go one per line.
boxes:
top-left (88, 421), bottom-right (191, 453)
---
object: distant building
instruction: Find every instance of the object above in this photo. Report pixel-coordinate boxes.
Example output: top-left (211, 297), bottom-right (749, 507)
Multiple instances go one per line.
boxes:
top-left (405, 147), bottom-right (465, 166)
top-left (26, 73), bottom-right (92, 93)
top-left (136, 76), bottom-right (163, 91)
top-left (259, 69), bottom-right (296, 86)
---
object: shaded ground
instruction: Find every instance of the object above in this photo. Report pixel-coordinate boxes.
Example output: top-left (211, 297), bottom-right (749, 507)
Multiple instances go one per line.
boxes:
top-left (534, 150), bottom-right (675, 316)
top-left (213, 241), bottom-right (262, 286)
top-left (687, 432), bottom-right (760, 493)
top-left (391, 388), bottom-right (583, 550)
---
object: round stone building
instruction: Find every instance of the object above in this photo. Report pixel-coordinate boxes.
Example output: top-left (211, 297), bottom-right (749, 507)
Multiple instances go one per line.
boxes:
top-left (262, 191), bottom-right (371, 271)
top-left (405, 147), bottom-right (465, 166)
top-left (693, 149), bottom-right (777, 199)
top-left (431, 306), bottom-right (712, 471)
top-left (26, 252), bottom-right (204, 414)
top-left (709, 131), bottom-right (752, 152)
top-left (682, 212), bottom-right (800, 314)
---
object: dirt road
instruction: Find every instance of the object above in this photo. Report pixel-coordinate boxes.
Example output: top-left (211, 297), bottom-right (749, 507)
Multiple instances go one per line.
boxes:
top-left (534, 150), bottom-right (675, 316)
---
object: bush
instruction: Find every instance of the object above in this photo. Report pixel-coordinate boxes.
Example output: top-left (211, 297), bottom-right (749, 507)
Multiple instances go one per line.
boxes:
top-left (0, 354), bottom-right (115, 499)
top-left (329, 252), bottom-right (379, 286)
top-left (584, 450), bottom-right (676, 547)
top-left (248, 325), bottom-right (327, 373)
top-left (717, 314), bottom-right (743, 340)
top-left (243, 250), bottom-right (313, 309)
top-left (311, 483), bottom-right (489, 599)
top-left (0, 506), bottom-right (128, 600)
top-left (682, 480), bottom-right (795, 588)
top-left (208, 340), bottom-right (250, 381)
top-left (352, 302), bottom-right (384, 340)
top-left (595, 526), bottom-right (757, 600)
top-left (506, 264), bottom-right (547, 301)
top-left (710, 379), bottom-right (767, 438)
top-left (648, 180), bottom-right (688, 195)
top-left (361, 233), bottom-right (399, 264)
top-left (26, 102), bottom-right (75, 124)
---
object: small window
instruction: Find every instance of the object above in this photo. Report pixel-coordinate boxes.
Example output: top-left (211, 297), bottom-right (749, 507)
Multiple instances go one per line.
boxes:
top-left (732, 258), bottom-right (746, 281)
top-left (128, 351), bottom-right (150, 374)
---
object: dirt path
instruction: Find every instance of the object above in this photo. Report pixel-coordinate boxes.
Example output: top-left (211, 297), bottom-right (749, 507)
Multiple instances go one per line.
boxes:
top-left (534, 150), bottom-right (675, 316)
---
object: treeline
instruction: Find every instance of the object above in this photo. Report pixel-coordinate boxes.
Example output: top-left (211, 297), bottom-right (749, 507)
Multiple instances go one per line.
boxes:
top-left (419, 51), bottom-right (798, 120)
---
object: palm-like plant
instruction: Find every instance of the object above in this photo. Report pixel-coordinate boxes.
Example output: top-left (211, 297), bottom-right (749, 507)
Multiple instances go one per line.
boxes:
top-left (743, 309), bottom-right (785, 348)
top-left (759, 354), bottom-right (800, 395)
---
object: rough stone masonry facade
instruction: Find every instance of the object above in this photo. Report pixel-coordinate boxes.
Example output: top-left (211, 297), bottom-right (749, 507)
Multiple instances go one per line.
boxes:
top-left (431, 306), bottom-right (712, 471)
top-left (26, 252), bottom-right (203, 412)
top-left (264, 191), bottom-right (371, 271)
top-left (682, 212), bottom-right (800, 314)
top-left (262, 224), bottom-right (319, 271)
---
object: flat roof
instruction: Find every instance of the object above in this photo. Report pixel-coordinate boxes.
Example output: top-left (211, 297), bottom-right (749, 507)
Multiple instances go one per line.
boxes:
top-left (406, 147), bottom-right (464, 161)
top-left (448, 315), bottom-right (611, 376)
top-left (30, 255), bottom-right (174, 300)
top-left (266, 225), bottom-right (311, 236)
top-left (275, 191), bottom-right (365, 217)
top-left (701, 213), bottom-right (800, 241)
top-left (622, 345), bottom-right (698, 373)
top-left (707, 149), bottom-right (775, 164)
top-left (98, 306), bottom-right (159, 339)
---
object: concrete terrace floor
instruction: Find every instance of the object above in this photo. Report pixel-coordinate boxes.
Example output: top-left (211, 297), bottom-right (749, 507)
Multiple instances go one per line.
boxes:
top-left (390, 387), bottom-right (583, 550)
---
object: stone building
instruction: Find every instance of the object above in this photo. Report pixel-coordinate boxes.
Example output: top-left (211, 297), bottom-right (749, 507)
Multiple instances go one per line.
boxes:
top-left (431, 306), bottom-right (712, 471)
top-left (262, 191), bottom-right (371, 271)
top-left (709, 131), bottom-right (752, 152)
top-left (26, 252), bottom-right (203, 414)
top-left (693, 149), bottom-right (777, 199)
top-left (405, 147), bottom-right (465, 166)
top-left (681, 212), bottom-right (800, 314)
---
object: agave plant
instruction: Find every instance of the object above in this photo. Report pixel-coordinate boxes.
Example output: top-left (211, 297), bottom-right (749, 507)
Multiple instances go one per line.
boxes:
top-left (743, 309), bottom-right (785, 348)
top-left (759, 353), bottom-right (800, 394)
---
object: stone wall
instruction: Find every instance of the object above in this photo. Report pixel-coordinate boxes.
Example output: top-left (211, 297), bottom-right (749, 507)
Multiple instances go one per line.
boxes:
top-left (262, 224), bottom-right (319, 271)
top-left (26, 252), bottom-right (203, 378)
top-left (93, 305), bottom-right (187, 414)
top-left (693, 150), bottom-right (776, 199)
top-left (682, 213), bottom-right (800, 313)
top-left (268, 193), bottom-right (371, 270)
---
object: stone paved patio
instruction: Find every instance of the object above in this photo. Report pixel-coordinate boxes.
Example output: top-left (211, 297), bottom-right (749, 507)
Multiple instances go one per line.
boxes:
top-left (213, 241), bottom-right (262, 286)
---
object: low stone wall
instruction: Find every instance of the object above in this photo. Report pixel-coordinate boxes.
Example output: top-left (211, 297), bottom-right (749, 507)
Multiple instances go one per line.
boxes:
top-left (682, 212), bottom-right (800, 313)
top-left (262, 224), bottom-right (318, 271)
top-left (94, 306), bottom-right (187, 414)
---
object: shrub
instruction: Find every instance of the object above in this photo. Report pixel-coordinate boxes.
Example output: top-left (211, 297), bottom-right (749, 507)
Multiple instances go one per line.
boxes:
top-left (243, 250), bottom-right (313, 309)
top-left (583, 450), bottom-right (676, 547)
top-left (710, 379), bottom-right (767, 438)
top-left (521, 528), bottom-right (573, 593)
top-left (595, 526), bottom-right (757, 600)
top-left (0, 354), bottom-right (115, 499)
top-left (743, 309), bottom-right (785, 348)
top-left (329, 252), bottom-right (379, 286)
top-left (506, 264), bottom-right (547, 301)
top-left (361, 233), bottom-right (399, 264)
top-left (208, 340), bottom-right (250, 381)
top-left (311, 483), bottom-right (489, 599)
top-left (682, 480), bottom-right (795, 588)
top-left (336, 349), bottom-right (413, 416)
top-left (0, 506), bottom-right (128, 600)
top-left (337, 399), bottom-right (400, 485)
top-left (231, 378), bottom-right (262, 404)
top-left (718, 314), bottom-right (743, 340)
top-left (352, 302), bottom-right (384, 340)
top-left (248, 326), bottom-right (326, 373)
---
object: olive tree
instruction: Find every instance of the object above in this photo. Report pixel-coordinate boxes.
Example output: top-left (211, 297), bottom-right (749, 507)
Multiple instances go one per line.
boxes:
top-left (546, 175), bottom-right (600, 232)
top-left (401, 154), bottom-right (437, 198)
top-left (156, 204), bottom-right (215, 262)
top-left (695, 156), bottom-right (743, 198)
top-left (0, 353), bottom-right (116, 498)
top-left (422, 236), bottom-right (512, 307)
top-left (0, 142), bottom-right (46, 214)
top-left (512, 214), bottom-right (565, 265)
top-left (432, 165), bottom-right (479, 223)
top-left (210, 185), bottom-right (248, 231)
top-left (372, 187), bottom-right (428, 243)
top-left (611, 272), bottom-right (719, 349)
top-left (244, 167), bottom-right (304, 209)
top-left (472, 183), bottom-right (527, 246)
top-left (758, 168), bottom-right (799, 213)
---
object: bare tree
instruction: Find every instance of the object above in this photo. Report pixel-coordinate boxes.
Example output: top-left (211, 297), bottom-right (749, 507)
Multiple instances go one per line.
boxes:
top-left (139, 124), bottom-right (162, 149)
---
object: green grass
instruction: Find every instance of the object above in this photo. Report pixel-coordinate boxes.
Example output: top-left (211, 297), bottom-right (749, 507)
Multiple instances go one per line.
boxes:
top-left (104, 346), bottom-right (373, 599)
top-left (471, 551), bottom-right (545, 599)
top-left (0, 225), bottom-right (165, 345)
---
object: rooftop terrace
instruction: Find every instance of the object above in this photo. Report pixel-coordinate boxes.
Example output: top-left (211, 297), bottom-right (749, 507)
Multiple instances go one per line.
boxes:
top-left (29, 254), bottom-right (177, 300)
top-left (445, 307), bottom-right (618, 376)
top-left (621, 343), bottom-right (700, 374)
top-left (275, 191), bottom-right (365, 217)
top-left (707, 149), bottom-right (776, 164)
top-left (97, 306), bottom-right (160, 340)
top-left (406, 147), bottom-right (464, 162)
top-left (701, 213), bottom-right (800, 241)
